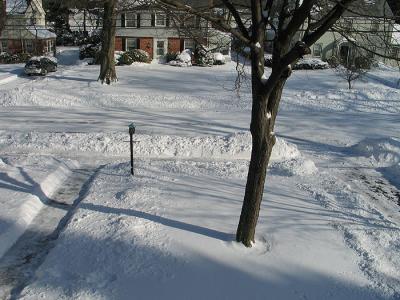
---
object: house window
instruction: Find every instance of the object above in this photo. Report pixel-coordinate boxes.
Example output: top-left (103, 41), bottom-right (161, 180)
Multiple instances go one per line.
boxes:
top-left (25, 40), bottom-right (34, 53)
top-left (313, 43), bottom-right (322, 57)
top-left (342, 19), bottom-right (352, 30)
top-left (184, 16), bottom-right (197, 28)
top-left (156, 40), bottom-right (165, 56)
top-left (371, 20), bottom-right (379, 32)
top-left (125, 13), bottom-right (137, 28)
top-left (184, 39), bottom-right (195, 51)
top-left (0, 40), bottom-right (7, 53)
top-left (45, 40), bottom-right (54, 53)
top-left (126, 38), bottom-right (138, 51)
top-left (392, 47), bottom-right (399, 59)
top-left (155, 14), bottom-right (166, 27)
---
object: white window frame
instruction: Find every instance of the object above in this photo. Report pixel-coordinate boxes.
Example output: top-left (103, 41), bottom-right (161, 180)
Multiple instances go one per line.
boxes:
top-left (25, 40), bottom-right (34, 53)
top-left (156, 40), bottom-right (165, 56)
top-left (126, 38), bottom-right (138, 51)
top-left (154, 39), bottom-right (167, 57)
top-left (155, 13), bottom-right (166, 27)
top-left (313, 43), bottom-right (322, 57)
top-left (184, 39), bottom-right (195, 51)
top-left (45, 40), bottom-right (54, 53)
top-left (0, 40), bottom-right (7, 53)
top-left (125, 12), bottom-right (137, 28)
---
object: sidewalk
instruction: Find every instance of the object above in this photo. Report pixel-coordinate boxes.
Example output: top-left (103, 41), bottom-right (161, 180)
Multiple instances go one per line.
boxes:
top-left (0, 155), bottom-right (78, 258)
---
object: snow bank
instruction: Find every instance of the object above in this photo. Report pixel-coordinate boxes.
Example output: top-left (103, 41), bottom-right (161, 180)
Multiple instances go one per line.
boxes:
top-left (0, 156), bottom-right (78, 258)
top-left (350, 137), bottom-right (400, 166)
top-left (1, 131), bottom-right (316, 177)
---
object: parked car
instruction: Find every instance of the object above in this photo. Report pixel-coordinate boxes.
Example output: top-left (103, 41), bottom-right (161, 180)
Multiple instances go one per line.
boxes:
top-left (24, 56), bottom-right (58, 76)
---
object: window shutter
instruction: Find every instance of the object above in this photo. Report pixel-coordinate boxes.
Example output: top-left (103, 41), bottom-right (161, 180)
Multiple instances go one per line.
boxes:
top-left (121, 13), bottom-right (125, 28)
top-left (122, 37), bottom-right (126, 51)
top-left (137, 38), bottom-right (140, 49)
top-left (166, 15), bottom-right (170, 27)
top-left (151, 14), bottom-right (155, 27)
top-left (137, 14), bottom-right (141, 28)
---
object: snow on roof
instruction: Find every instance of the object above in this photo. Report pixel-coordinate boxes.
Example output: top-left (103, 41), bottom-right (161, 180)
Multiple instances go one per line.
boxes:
top-left (27, 26), bottom-right (57, 39)
top-left (6, 0), bottom-right (28, 14)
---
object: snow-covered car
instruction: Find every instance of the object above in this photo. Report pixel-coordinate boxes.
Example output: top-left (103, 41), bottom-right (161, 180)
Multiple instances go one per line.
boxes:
top-left (24, 57), bottom-right (58, 76)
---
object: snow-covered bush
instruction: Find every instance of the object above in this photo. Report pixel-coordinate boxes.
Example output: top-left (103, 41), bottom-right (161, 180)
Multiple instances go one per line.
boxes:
top-left (194, 48), bottom-right (214, 67)
top-left (118, 52), bottom-right (135, 65)
top-left (0, 52), bottom-right (32, 64)
top-left (129, 49), bottom-right (150, 63)
top-left (169, 50), bottom-right (192, 67)
top-left (264, 54), bottom-right (329, 70)
top-left (327, 56), bottom-right (340, 68)
top-left (117, 49), bottom-right (150, 65)
top-left (79, 43), bottom-right (101, 62)
top-left (165, 52), bottom-right (179, 63)
top-left (293, 58), bottom-right (329, 70)
top-left (213, 52), bottom-right (226, 65)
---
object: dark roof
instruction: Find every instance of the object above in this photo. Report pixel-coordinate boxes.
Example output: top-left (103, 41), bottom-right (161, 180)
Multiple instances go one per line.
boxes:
top-left (386, 0), bottom-right (400, 23)
top-left (343, 0), bottom-right (393, 18)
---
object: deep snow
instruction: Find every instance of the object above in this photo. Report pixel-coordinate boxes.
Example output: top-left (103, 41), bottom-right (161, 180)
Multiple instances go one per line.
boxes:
top-left (0, 47), bottom-right (399, 299)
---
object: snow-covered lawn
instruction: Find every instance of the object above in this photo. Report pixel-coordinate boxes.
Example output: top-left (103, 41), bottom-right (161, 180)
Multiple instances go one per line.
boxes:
top-left (0, 47), bottom-right (399, 299)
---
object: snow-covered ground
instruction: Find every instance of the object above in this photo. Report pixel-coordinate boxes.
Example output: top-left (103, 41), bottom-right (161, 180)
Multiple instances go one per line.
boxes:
top-left (0, 47), bottom-right (399, 299)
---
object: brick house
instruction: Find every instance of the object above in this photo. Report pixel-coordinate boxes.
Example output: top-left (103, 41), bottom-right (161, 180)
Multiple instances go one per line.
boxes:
top-left (115, 3), bottom-right (231, 60)
top-left (0, 0), bottom-right (56, 55)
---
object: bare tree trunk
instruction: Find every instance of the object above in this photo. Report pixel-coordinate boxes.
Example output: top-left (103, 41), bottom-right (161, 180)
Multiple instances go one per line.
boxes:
top-left (236, 77), bottom-right (286, 247)
top-left (99, 0), bottom-right (117, 85)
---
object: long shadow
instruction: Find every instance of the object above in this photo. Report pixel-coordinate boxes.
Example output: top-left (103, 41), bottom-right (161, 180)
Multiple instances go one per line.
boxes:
top-left (80, 202), bottom-right (234, 242)
top-left (0, 165), bottom-right (102, 300)
top-left (0, 217), bottom-right (385, 300)
top-left (0, 167), bottom-right (69, 210)
top-left (278, 133), bottom-right (348, 155)
top-left (46, 74), bottom-right (97, 83)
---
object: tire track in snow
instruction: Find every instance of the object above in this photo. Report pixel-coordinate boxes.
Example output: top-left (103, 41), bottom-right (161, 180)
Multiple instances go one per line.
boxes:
top-left (298, 168), bottom-right (400, 299)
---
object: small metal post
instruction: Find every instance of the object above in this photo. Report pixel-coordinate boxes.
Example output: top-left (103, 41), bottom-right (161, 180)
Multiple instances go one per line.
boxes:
top-left (128, 123), bottom-right (135, 176)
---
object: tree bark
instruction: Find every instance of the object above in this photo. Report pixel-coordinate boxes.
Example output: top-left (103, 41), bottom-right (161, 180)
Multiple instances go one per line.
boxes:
top-left (99, 0), bottom-right (117, 85)
top-left (236, 62), bottom-right (287, 247)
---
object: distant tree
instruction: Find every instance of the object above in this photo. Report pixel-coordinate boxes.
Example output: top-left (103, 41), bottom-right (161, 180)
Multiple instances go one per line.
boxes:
top-left (98, 0), bottom-right (118, 84)
top-left (333, 53), bottom-right (372, 89)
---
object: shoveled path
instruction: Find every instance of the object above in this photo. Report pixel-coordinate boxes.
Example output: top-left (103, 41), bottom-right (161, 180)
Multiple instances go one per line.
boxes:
top-left (0, 165), bottom-right (101, 300)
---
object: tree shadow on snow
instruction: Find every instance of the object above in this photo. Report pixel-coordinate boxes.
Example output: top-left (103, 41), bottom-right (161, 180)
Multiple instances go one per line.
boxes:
top-left (0, 219), bottom-right (385, 300)
top-left (80, 202), bottom-right (234, 242)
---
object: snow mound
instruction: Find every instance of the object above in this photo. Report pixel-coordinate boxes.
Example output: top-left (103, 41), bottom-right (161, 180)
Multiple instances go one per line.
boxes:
top-left (350, 137), bottom-right (400, 166)
top-left (270, 138), bottom-right (318, 176)
top-left (1, 131), bottom-right (316, 176)
top-left (169, 50), bottom-right (192, 67)
top-left (270, 157), bottom-right (318, 176)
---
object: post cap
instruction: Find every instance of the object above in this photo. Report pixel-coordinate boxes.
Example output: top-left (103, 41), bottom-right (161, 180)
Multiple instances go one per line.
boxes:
top-left (128, 123), bottom-right (136, 135)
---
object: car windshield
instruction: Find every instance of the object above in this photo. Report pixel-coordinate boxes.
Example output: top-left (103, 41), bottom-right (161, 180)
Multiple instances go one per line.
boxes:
top-left (26, 60), bottom-right (41, 67)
